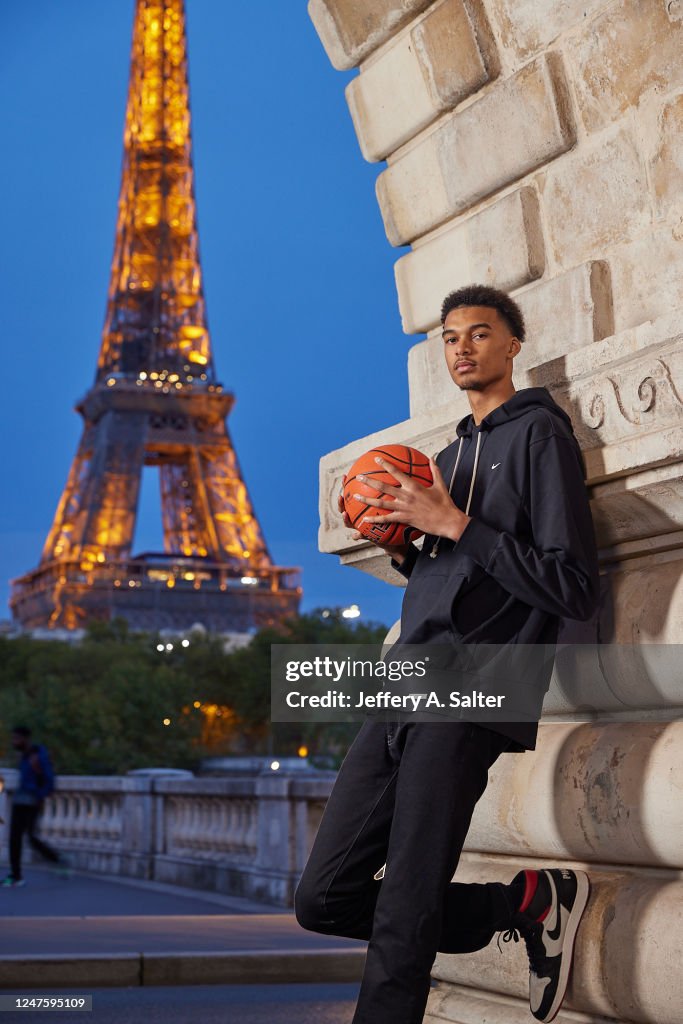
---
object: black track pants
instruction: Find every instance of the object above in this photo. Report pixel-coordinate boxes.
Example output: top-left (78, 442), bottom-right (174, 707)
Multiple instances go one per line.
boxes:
top-left (294, 720), bottom-right (512, 1024)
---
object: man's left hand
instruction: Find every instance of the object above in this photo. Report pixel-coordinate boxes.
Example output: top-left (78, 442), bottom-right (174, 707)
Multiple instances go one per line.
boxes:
top-left (355, 455), bottom-right (471, 542)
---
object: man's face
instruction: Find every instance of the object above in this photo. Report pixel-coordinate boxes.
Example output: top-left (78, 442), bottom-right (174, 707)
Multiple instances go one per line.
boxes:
top-left (442, 305), bottom-right (520, 392)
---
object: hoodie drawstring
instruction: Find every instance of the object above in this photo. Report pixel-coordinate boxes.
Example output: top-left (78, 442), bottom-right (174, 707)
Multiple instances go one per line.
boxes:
top-left (429, 430), bottom-right (482, 559)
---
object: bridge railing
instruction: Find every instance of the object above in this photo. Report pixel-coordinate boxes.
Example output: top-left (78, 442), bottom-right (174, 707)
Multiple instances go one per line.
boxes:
top-left (0, 769), bottom-right (334, 906)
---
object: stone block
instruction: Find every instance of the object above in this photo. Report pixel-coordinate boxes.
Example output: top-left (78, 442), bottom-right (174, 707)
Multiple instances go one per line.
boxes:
top-left (483, 0), bottom-right (607, 65)
top-left (609, 228), bottom-right (683, 335)
top-left (514, 261), bottom-right (613, 371)
top-left (395, 186), bottom-right (545, 333)
top-left (377, 53), bottom-right (575, 244)
top-left (465, 722), bottom-right (683, 866)
top-left (568, 0), bottom-right (683, 134)
top-left (542, 125), bottom-right (650, 269)
top-left (308, 0), bottom-right (433, 70)
top-left (650, 91), bottom-right (683, 224)
top-left (346, 0), bottom-right (491, 161)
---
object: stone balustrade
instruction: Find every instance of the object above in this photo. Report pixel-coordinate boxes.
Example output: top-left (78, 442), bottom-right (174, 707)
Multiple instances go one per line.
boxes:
top-left (0, 769), bottom-right (334, 906)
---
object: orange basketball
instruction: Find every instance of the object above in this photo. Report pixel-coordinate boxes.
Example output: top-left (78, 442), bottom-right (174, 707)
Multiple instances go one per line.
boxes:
top-left (343, 444), bottom-right (433, 546)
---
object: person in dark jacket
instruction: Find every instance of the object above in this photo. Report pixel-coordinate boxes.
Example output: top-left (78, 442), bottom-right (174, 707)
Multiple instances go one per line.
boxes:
top-left (1, 725), bottom-right (65, 887)
top-left (295, 285), bottom-right (599, 1024)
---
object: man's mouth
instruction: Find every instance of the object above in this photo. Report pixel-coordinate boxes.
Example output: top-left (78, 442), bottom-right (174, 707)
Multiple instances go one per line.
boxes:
top-left (455, 361), bottom-right (475, 371)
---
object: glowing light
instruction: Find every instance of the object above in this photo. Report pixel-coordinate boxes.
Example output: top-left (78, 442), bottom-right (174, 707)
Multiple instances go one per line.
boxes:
top-left (270, 761), bottom-right (280, 771)
top-left (181, 639), bottom-right (190, 647)
top-left (193, 700), bottom-right (200, 708)
top-left (156, 643), bottom-right (165, 652)
top-left (165, 643), bottom-right (174, 651)
top-left (188, 351), bottom-right (208, 365)
top-left (298, 746), bottom-right (308, 758)
top-left (241, 576), bottom-right (258, 586)
top-left (342, 604), bottom-right (361, 619)
top-left (181, 326), bottom-right (205, 340)
top-left (163, 718), bottom-right (171, 726)
top-left (107, 378), bottom-right (116, 387)
top-left (139, 371), bottom-right (147, 380)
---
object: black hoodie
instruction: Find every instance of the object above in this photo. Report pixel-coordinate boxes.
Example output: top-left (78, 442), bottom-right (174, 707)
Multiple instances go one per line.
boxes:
top-left (391, 387), bottom-right (599, 751)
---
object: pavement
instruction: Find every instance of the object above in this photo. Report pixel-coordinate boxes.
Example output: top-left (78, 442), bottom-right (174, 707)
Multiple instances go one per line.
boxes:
top-left (0, 983), bottom-right (361, 1024)
top-left (0, 867), bottom-right (366, 991)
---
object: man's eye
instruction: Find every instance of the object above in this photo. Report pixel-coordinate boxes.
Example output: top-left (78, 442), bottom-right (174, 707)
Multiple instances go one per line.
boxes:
top-left (473, 333), bottom-right (487, 340)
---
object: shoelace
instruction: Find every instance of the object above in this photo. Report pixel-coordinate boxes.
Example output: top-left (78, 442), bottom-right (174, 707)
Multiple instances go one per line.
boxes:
top-left (497, 918), bottom-right (548, 976)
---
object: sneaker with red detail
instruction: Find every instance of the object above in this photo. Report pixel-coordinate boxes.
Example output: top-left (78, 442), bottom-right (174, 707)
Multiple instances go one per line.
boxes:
top-left (500, 868), bottom-right (590, 1023)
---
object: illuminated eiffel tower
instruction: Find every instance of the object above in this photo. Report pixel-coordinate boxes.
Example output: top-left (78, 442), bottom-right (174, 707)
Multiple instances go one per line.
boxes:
top-left (11, 0), bottom-right (300, 633)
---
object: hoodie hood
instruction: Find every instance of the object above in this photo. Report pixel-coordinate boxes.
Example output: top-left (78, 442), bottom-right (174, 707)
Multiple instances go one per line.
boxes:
top-left (455, 387), bottom-right (573, 437)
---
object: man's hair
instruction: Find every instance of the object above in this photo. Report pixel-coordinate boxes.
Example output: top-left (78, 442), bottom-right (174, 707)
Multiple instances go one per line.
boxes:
top-left (11, 725), bottom-right (32, 737)
top-left (440, 284), bottom-right (526, 342)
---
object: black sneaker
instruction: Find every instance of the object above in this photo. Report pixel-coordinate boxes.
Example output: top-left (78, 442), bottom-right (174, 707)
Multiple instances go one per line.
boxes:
top-left (501, 868), bottom-right (589, 1022)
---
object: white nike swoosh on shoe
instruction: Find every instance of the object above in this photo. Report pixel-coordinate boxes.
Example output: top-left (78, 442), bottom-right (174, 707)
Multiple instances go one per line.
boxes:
top-left (543, 902), bottom-right (571, 957)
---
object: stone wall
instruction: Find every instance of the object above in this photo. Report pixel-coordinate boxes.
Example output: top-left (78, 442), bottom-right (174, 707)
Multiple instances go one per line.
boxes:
top-left (309, 0), bottom-right (683, 1021)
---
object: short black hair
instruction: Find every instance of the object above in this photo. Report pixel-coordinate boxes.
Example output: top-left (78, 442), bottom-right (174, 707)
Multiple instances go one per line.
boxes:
top-left (11, 725), bottom-right (31, 737)
top-left (440, 284), bottom-right (526, 342)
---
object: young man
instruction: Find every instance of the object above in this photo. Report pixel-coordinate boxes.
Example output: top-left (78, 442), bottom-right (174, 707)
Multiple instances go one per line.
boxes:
top-left (295, 284), bottom-right (599, 1024)
top-left (1, 726), bottom-right (64, 887)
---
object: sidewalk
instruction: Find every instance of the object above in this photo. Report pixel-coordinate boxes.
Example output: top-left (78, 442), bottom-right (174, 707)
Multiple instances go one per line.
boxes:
top-left (0, 867), bottom-right (366, 989)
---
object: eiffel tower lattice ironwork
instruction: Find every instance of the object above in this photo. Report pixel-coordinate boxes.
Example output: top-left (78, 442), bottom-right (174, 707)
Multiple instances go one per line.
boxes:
top-left (11, 0), bottom-right (300, 633)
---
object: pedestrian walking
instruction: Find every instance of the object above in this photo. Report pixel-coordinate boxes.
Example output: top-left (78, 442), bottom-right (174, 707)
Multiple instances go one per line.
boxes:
top-left (2, 725), bottom-right (66, 887)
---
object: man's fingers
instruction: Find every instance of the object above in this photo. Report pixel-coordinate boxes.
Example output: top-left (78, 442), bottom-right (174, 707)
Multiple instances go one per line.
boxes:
top-left (356, 473), bottom-right (401, 497)
top-left (362, 510), bottom-right (403, 525)
top-left (428, 455), bottom-right (447, 490)
top-left (355, 492), bottom-right (398, 510)
top-left (374, 456), bottom-right (412, 486)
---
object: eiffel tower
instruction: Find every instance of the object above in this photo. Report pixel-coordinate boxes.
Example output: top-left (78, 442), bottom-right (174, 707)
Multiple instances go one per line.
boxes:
top-left (11, 0), bottom-right (300, 633)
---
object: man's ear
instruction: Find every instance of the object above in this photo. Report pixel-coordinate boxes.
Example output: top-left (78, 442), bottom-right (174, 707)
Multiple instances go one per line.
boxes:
top-left (509, 336), bottom-right (522, 358)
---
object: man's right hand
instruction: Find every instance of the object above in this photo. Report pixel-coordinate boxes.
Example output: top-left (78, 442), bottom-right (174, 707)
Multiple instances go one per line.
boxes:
top-left (338, 487), bottom-right (410, 564)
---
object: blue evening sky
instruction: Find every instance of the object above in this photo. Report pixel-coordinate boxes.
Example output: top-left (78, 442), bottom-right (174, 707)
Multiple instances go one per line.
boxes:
top-left (0, 1), bottom-right (427, 629)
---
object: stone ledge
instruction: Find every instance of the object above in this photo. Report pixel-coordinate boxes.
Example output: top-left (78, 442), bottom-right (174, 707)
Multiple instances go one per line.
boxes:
top-left (0, 948), bottom-right (365, 990)
top-left (141, 948), bottom-right (365, 986)
top-left (395, 186), bottom-right (545, 335)
top-left (308, 0), bottom-right (432, 71)
top-left (0, 954), bottom-right (141, 990)
top-left (346, 0), bottom-right (491, 161)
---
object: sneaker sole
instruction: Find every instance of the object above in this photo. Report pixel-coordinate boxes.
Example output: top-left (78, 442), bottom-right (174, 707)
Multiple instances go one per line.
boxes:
top-left (543, 870), bottom-right (590, 1023)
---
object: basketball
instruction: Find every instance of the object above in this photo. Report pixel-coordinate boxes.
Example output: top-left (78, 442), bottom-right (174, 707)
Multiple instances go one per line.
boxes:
top-left (343, 444), bottom-right (433, 546)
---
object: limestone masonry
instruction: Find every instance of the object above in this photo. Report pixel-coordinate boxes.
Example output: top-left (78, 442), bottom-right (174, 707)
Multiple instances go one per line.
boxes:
top-left (310, 0), bottom-right (683, 1020)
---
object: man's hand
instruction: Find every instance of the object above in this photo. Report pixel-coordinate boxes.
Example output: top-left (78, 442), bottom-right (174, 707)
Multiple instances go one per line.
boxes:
top-left (354, 455), bottom-right (471, 542)
top-left (338, 485), bottom-right (410, 563)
